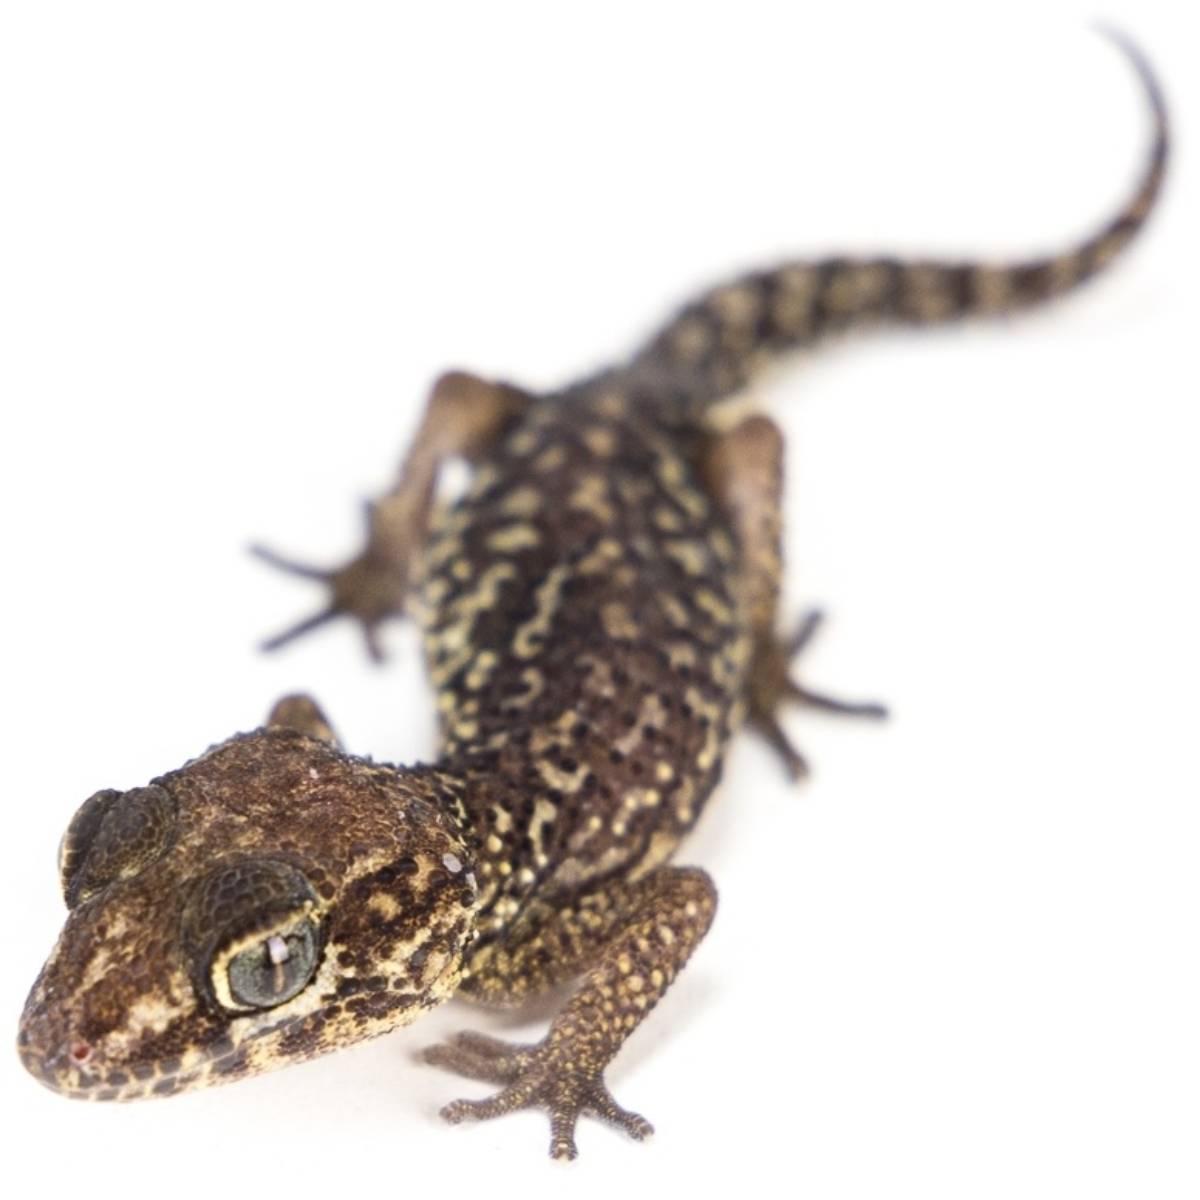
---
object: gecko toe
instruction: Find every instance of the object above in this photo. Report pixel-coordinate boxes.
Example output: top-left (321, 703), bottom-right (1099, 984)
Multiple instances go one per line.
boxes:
top-left (423, 1031), bottom-right (536, 1084)
top-left (749, 608), bottom-right (886, 778)
top-left (252, 538), bottom-right (407, 659)
top-left (429, 1032), bottom-right (651, 1158)
top-left (439, 1084), bottom-right (526, 1124)
top-left (548, 1113), bottom-right (580, 1161)
top-left (585, 1082), bottom-right (654, 1140)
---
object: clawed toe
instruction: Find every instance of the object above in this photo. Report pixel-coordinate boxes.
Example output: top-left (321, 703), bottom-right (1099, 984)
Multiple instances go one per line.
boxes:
top-left (249, 543), bottom-right (330, 582)
top-left (750, 608), bottom-right (887, 778)
top-left (422, 1032), bottom-right (536, 1085)
top-left (440, 1030), bottom-right (532, 1059)
top-left (585, 1083), bottom-right (654, 1141)
top-left (754, 712), bottom-right (811, 780)
top-left (785, 608), bottom-right (825, 657)
top-left (440, 1091), bottom-right (523, 1124)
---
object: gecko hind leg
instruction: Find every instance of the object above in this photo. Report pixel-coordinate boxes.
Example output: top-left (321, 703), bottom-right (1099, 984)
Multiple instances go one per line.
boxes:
top-left (253, 370), bottom-right (529, 661)
top-left (700, 414), bottom-right (887, 779)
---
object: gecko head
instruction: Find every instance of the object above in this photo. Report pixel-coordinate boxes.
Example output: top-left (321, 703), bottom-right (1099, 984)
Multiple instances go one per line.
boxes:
top-left (17, 695), bottom-right (478, 1100)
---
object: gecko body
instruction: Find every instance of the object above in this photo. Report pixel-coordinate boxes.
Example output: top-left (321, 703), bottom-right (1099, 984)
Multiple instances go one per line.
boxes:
top-left (18, 35), bottom-right (1167, 1160)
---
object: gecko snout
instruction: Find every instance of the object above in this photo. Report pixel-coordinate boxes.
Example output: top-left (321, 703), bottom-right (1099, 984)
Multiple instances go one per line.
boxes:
top-left (16, 1014), bottom-right (104, 1096)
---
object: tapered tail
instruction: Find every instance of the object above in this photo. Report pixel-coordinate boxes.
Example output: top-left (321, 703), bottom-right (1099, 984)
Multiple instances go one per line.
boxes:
top-left (629, 30), bottom-right (1168, 412)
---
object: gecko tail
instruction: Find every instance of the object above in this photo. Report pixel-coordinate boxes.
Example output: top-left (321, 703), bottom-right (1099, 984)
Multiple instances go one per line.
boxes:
top-left (628, 28), bottom-right (1168, 412)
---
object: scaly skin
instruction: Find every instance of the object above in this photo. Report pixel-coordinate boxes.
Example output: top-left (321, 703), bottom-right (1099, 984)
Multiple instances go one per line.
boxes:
top-left (18, 32), bottom-right (1167, 1161)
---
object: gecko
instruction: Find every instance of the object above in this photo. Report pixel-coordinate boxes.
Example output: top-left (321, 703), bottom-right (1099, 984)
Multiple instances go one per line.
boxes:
top-left (18, 32), bottom-right (1166, 1161)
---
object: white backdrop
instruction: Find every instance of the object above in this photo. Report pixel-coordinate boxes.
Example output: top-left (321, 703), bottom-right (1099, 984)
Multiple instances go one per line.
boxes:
top-left (1, 2), bottom-right (1196, 1197)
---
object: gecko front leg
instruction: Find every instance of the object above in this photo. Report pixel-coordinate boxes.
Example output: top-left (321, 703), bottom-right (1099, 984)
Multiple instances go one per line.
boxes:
top-left (423, 866), bottom-right (717, 1160)
top-left (254, 370), bottom-right (528, 659)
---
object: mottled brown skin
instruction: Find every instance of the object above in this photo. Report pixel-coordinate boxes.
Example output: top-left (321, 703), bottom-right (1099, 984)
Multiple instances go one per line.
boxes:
top-left (19, 33), bottom-right (1167, 1161)
top-left (20, 708), bottom-right (477, 1101)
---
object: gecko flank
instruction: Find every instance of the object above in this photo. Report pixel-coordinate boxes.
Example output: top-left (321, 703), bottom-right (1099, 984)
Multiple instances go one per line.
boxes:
top-left (19, 35), bottom-right (1167, 1160)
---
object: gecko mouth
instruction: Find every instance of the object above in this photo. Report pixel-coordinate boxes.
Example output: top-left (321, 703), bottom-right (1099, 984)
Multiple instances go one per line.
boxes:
top-left (16, 1021), bottom-right (247, 1101)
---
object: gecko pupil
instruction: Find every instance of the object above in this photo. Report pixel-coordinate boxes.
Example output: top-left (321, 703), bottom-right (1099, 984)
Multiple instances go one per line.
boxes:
top-left (227, 922), bottom-right (318, 1009)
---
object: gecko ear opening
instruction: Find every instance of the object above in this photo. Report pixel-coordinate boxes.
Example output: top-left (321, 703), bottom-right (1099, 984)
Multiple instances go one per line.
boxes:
top-left (265, 694), bottom-right (341, 747)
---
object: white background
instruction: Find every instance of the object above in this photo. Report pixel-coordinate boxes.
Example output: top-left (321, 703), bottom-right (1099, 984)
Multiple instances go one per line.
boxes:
top-left (1, 2), bottom-right (1196, 1196)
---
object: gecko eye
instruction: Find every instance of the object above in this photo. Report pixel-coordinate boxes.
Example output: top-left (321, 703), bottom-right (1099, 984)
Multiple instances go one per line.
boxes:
top-left (182, 858), bottom-right (326, 1013)
top-left (217, 919), bottom-right (321, 1010)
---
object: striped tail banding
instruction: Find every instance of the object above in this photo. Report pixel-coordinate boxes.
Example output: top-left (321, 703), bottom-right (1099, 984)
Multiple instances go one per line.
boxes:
top-left (630, 29), bottom-right (1168, 412)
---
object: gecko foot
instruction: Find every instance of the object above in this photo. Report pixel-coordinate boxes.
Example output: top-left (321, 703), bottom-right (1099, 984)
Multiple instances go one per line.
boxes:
top-left (749, 609), bottom-right (888, 779)
top-left (252, 505), bottom-right (410, 662)
top-left (423, 1031), bottom-right (653, 1161)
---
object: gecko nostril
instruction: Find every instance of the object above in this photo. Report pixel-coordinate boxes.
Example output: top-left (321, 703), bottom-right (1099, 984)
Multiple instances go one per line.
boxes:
top-left (69, 1041), bottom-right (93, 1066)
